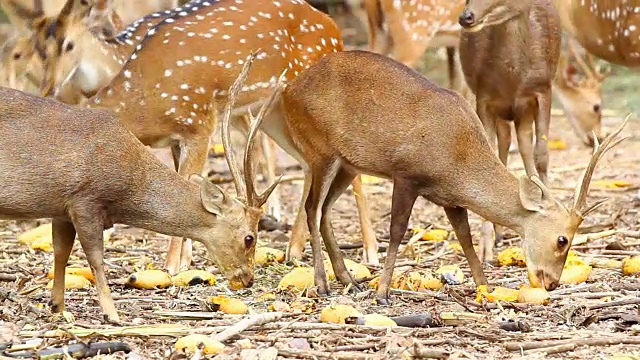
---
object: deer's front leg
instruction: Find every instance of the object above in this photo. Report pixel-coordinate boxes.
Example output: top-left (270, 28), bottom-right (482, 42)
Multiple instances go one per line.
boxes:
top-left (534, 88), bottom-right (552, 185)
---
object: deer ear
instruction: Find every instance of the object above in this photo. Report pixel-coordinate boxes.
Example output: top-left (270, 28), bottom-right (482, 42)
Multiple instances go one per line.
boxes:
top-left (189, 174), bottom-right (227, 216)
top-left (518, 175), bottom-right (544, 212)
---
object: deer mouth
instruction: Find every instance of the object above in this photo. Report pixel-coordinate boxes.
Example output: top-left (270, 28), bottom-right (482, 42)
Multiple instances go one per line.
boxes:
top-left (461, 18), bottom-right (487, 33)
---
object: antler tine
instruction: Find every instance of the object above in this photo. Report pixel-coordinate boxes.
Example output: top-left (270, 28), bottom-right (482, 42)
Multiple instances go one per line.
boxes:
top-left (572, 114), bottom-right (631, 216)
top-left (243, 68), bottom-right (288, 208)
top-left (568, 39), bottom-right (596, 80)
top-left (220, 51), bottom-right (259, 202)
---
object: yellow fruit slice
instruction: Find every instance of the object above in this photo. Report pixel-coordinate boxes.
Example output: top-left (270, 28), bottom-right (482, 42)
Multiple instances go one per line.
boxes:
top-left (362, 313), bottom-right (397, 326)
top-left (127, 270), bottom-right (173, 289)
top-left (171, 269), bottom-right (216, 287)
top-left (497, 247), bottom-right (526, 267)
top-left (476, 285), bottom-right (519, 303)
top-left (278, 267), bottom-right (315, 291)
top-left (548, 139), bottom-right (568, 150)
top-left (255, 247), bottom-right (285, 266)
top-left (592, 179), bottom-right (633, 189)
top-left (174, 334), bottom-right (225, 355)
top-left (324, 258), bottom-right (371, 281)
top-left (209, 295), bottom-right (248, 314)
top-left (320, 304), bottom-right (362, 324)
top-left (47, 267), bottom-right (95, 283)
top-left (46, 274), bottom-right (91, 289)
top-left (18, 223), bottom-right (52, 245)
top-left (518, 285), bottom-right (550, 305)
top-left (560, 264), bottom-right (592, 284)
top-left (622, 256), bottom-right (640, 276)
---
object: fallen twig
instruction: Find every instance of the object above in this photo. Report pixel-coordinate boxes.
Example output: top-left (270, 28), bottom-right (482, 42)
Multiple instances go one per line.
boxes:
top-left (212, 312), bottom-right (283, 342)
top-left (588, 297), bottom-right (640, 310)
top-left (277, 348), bottom-right (384, 359)
top-left (0, 273), bottom-right (17, 282)
top-left (505, 336), bottom-right (640, 352)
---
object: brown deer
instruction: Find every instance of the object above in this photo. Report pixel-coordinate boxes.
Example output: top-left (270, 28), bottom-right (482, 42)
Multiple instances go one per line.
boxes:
top-left (458, 0), bottom-right (561, 262)
top-left (33, 0), bottom-right (380, 273)
top-left (0, 56), bottom-right (280, 322)
top-left (271, 49), bottom-right (627, 302)
top-left (553, 39), bottom-right (611, 147)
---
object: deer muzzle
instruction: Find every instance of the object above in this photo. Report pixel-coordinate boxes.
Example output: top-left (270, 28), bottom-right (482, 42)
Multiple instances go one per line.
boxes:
top-left (528, 269), bottom-right (560, 291)
top-left (226, 268), bottom-right (255, 290)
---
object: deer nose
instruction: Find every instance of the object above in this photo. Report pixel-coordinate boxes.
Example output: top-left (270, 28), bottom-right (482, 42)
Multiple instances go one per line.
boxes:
top-left (459, 10), bottom-right (476, 27)
top-left (537, 270), bottom-right (560, 291)
top-left (244, 277), bottom-right (254, 288)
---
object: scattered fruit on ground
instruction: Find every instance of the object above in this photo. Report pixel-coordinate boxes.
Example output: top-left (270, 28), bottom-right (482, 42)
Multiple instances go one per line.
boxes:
top-left (370, 270), bottom-right (444, 291)
top-left (278, 267), bottom-right (316, 291)
top-left (325, 258), bottom-right (371, 280)
top-left (268, 301), bottom-right (291, 312)
top-left (497, 247), bottom-right (526, 267)
top-left (592, 179), bottom-right (633, 189)
top-left (255, 247), bottom-right (285, 266)
top-left (622, 256), bottom-right (640, 276)
top-left (290, 298), bottom-right (316, 313)
top-left (47, 267), bottom-right (95, 283)
top-left (518, 285), bottom-right (550, 305)
top-left (210, 296), bottom-right (248, 314)
top-left (560, 263), bottom-right (592, 284)
top-left (320, 304), bottom-right (362, 324)
top-left (126, 270), bottom-right (173, 289)
top-left (174, 334), bottom-right (225, 355)
top-left (18, 223), bottom-right (52, 245)
top-left (435, 264), bottom-right (465, 285)
top-left (413, 228), bottom-right (449, 241)
top-left (547, 139), bottom-right (568, 150)
top-left (46, 274), bottom-right (91, 289)
top-left (476, 285), bottom-right (519, 303)
top-left (171, 269), bottom-right (216, 287)
top-left (362, 313), bottom-right (397, 326)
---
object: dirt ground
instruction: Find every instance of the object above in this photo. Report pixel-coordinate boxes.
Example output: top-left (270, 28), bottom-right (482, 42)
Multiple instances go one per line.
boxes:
top-left (2, 19), bottom-right (640, 360)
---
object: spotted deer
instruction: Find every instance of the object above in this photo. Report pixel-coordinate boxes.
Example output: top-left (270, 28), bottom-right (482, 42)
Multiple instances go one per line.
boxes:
top-left (346, 0), bottom-right (466, 91)
top-left (553, 39), bottom-right (611, 147)
top-left (553, 0), bottom-right (640, 68)
top-left (34, 0), bottom-right (380, 273)
top-left (272, 49), bottom-right (628, 303)
top-left (458, 0), bottom-right (561, 263)
top-left (0, 56), bottom-right (281, 322)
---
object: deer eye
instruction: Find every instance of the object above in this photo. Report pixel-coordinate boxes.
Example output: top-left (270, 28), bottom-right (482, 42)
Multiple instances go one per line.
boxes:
top-left (593, 104), bottom-right (601, 113)
top-left (557, 236), bottom-right (569, 249)
top-left (13, 52), bottom-right (21, 60)
top-left (65, 41), bottom-right (74, 52)
top-left (244, 235), bottom-right (255, 248)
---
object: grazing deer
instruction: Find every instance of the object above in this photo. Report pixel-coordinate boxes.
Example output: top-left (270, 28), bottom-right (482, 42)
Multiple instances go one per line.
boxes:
top-left (553, 40), bottom-right (610, 147)
top-left (0, 57), bottom-right (280, 321)
top-left (272, 49), bottom-right (627, 302)
top-left (458, 0), bottom-right (561, 262)
top-left (33, 0), bottom-right (380, 273)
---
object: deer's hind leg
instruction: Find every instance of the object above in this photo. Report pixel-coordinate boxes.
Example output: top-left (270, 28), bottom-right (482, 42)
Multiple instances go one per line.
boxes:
top-left (534, 88), bottom-right (552, 185)
top-left (50, 219), bottom-right (77, 315)
top-left (321, 166), bottom-right (363, 292)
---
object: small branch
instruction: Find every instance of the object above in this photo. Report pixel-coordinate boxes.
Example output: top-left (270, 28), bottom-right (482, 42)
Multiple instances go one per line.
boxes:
top-left (212, 312), bottom-right (283, 342)
top-left (505, 336), bottom-right (640, 352)
top-left (277, 349), bottom-right (384, 359)
top-left (523, 343), bottom-right (576, 355)
top-left (588, 297), bottom-right (640, 310)
top-left (0, 273), bottom-right (18, 282)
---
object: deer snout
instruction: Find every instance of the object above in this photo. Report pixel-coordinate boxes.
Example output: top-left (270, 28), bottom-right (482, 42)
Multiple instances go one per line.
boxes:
top-left (227, 269), bottom-right (255, 290)
top-left (459, 9), bottom-right (476, 28)
top-left (529, 270), bottom-right (560, 291)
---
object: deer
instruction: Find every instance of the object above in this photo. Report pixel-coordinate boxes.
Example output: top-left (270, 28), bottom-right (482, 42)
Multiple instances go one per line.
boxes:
top-left (553, 39), bottom-right (611, 147)
top-left (33, 0), bottom-right (381, 274)
top-left (553, 0), bottom-right (640, 69)
top-left (0, 55), bottom-right (281, 322)
top-left (458, 0), bottom-right (561, 263)
top-left (269, 49), bottom-right (628, 303)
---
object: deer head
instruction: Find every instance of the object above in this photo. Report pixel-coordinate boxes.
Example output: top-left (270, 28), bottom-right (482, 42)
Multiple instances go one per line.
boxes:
top-left (521, 115), bottom-right (628, 289)
top-left (458, 0), bottom-right (530, 31)
top-left (553, 41), bottom-right (611, 147)
top-left (189, 51), bottom-right (284, 290)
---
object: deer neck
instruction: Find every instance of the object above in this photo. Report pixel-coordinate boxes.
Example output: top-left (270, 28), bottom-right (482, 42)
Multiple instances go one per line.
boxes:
top-left (113, 170), bottom-right (216, 242)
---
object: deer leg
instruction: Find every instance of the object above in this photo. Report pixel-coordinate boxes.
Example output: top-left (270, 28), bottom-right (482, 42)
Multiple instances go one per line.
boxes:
top-left (534, 89), bottom-right (552, 185)
top-left (476, 99), bottom-right (498, 151)
top-left (515, 111), bottom-right (538, 178)
top-left (165, 143), bottom-right (185, 275)
top-left (50, 219), bottom-right (77, 315)
top-left (262, 135), bottom-right (282, 221)
top-left (376, 177), bottom-right (418, 305)
top-left (321, 167), bottom-right (363, 291)
top-left (491, 120), bottom-right (513, 247)
top-left (446, 47), bottom-right (457, 90)
top-left (287, 169), bottom-right (311, 261)
top-left (444, 207), bottom-right (488, 287)
top-left (305, 162), bottom-right (340, 296)
top-left (351, 176), bottom-right (379, 265)
top-left (72, 213), bottom-right (119, 322)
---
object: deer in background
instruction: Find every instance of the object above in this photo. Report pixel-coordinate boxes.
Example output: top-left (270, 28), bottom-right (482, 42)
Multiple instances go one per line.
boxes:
top-left (458, 0), bottom-right (561, 263)
top-left (33, 0), bottom-right (380, 273)
top-left (345, 0), bottom-right (466, 91)
top-left (270, 49), bottom-right (627, 301)
top-left (0, 55), bottom-right (280, 322)
top-left (553, 39), bottom-right (611, 147)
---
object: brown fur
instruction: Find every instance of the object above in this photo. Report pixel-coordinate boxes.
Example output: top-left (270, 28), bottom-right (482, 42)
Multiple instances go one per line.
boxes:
top-left (274, 50), bottom-right (620, 303)
top-left (459, 0), bottom-right (561, 261)
top-left (0, 85), bottom-right (273, 322)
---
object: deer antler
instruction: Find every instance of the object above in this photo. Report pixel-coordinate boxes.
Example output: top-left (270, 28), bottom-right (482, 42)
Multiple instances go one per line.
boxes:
top-left (568, 38), bottom-right (611, 83)
top-left (220, 50), bottom-right (285, 208)
top-left (572, 114), bottom-right (631, 218)
top-left (243, 69), bottom-right (286, 208)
